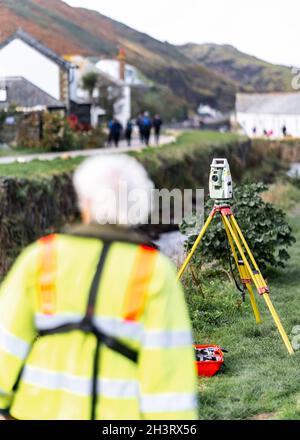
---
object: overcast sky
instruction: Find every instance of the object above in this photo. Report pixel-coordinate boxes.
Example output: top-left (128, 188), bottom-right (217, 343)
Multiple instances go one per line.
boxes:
top-left (64, 0), bottom-right (298, 67)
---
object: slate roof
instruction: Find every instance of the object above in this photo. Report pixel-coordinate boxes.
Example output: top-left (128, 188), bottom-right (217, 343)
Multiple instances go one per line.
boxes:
top-left (0, 77), bottom-right (65, 109)
top-left (236, 93), bottom-right (300, 115)
top-left (0, 29), bottom-right (72, 70)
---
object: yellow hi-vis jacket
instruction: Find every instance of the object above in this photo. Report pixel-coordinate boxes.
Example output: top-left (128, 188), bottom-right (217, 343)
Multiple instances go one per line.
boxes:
top-left (0, 225), bottom-right (198, 420)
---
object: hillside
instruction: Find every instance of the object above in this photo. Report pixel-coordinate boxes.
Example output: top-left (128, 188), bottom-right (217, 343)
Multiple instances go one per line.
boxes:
top-left (0, 0), bottom-right (295, 115)
top-left (0, 0), bottom-right (237, 113)
top-left (180, 43), bottom-right (294, 93)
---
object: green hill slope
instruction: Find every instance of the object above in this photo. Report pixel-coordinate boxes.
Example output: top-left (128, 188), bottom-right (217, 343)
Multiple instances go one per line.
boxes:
top-left (0, 1), bottom-right (295, 115)
top-left (180, 43), bottom-right (294, 93)
top-left (0, 0), bottom-right (237, 113)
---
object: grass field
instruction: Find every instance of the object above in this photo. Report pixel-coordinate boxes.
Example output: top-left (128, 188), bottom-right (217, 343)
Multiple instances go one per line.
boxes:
top-left (0, 131), bottom-right (246, 178)
top-left (184, 204), bottom-right (300, 420)
top-left (133, 130), bottom-right (247, 158)
top-left (0, 157), bottom-right (83, 178)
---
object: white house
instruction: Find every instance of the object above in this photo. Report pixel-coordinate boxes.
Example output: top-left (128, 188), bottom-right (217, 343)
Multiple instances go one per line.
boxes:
top-left (236, 92), bottom-right (300, 138)
top-left (0, 77), bottom-right (64, 112)
top-left (96, 58), bottom-right (145, 127)
top-left (96, 59), bottom-right (145, 87)
top-left (96, 59), bottom-right (131, 128)
top-left (0, 29), bottom-right (74, 109)
top-left (66, 55), bottom-right (105, 127)
top-left (67, 54), bottom-right (146, 128)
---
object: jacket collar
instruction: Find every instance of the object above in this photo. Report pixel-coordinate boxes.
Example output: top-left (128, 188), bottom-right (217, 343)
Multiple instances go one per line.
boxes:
top-left (65, 223), bottom-right (156, 248)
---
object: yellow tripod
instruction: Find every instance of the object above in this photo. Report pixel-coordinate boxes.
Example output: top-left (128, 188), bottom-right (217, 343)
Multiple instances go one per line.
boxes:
top-left (177, 204), bottom-right (294, 355)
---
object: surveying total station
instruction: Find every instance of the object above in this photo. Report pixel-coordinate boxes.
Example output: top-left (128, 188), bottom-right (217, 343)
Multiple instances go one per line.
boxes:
top-left (177, 158), bottom-right (294, 355)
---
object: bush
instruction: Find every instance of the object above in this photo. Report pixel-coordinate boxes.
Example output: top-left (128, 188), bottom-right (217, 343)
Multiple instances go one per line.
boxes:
top-left (41, 113), bottom-right (106, 152)
top-left (15, 113), bottom-right (42, 149)
top-left (0, 174), bottom-right (79, 277)
top-left (1, 110), bottom-right (106, 152)
top-left (77, 127), bottom-right (106, 150)
top-left (181, 182), bottom-right (296, 270)
top-left (41, 112), bottom-right (81, 152)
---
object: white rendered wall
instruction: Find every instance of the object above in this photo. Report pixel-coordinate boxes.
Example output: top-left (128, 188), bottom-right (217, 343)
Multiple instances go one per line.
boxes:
top-left (236, 112), bottom-right (300, 138)
top-left (0, 39), bottom-right (61, 99)
top-left (97, 60), bottom-right (120, 81)
top-left (68, 55), bottom-right (94, 102)
top-left (96, 60), bottom-right (132, 126)
top-left (114, 85), bottom-right (131, 128)
top-left (96, 59), bottom-right (142, 86)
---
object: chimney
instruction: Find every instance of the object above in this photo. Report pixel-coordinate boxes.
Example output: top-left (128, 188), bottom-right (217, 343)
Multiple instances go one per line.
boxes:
top-left (118, 48), bottom-right (126, 81)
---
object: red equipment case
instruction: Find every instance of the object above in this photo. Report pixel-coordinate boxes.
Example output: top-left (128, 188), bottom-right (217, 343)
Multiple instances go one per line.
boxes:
top-left (194, 345), bottom-right (225, 377)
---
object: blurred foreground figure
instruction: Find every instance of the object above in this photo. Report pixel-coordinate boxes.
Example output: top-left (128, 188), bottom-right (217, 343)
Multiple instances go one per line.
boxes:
top-left (0, 155), bottom-right (197, 420)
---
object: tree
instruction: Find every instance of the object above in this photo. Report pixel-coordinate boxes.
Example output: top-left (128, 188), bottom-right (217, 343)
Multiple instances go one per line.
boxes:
top-left (81, 71), bottom-right (98, 100)
top-left (81, 72), bottom-right (124, 120)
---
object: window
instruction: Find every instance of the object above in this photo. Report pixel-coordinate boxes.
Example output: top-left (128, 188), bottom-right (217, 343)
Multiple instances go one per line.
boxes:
top-left (0, 88), bottom-right (7, 102)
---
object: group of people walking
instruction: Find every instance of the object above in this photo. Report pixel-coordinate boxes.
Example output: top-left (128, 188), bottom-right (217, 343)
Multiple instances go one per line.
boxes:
top-left (107, 112), bottom-right (163, 148)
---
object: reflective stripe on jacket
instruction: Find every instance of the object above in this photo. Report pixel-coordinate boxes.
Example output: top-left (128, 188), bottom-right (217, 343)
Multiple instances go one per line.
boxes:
top-left (0, 225), bottom-right (198, 420)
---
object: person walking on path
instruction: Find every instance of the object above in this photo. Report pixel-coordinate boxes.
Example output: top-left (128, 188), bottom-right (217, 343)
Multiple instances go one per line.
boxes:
top-left (282, 125), bottom-right (287, 137)
top-left (136, 114), bottom-right (144, 144)
top-left (111, 118), bottom-right (123, 147)
top-left (142, 112), bottom-right (152, 146)
top-left (0, 155), bottom-right (198, 420)
top-left (125, 120), bottom-right (133, 147)
top-left (153, 115), bottom-right (163, 144)
top-left (107, 119), bottom-right (114, 146)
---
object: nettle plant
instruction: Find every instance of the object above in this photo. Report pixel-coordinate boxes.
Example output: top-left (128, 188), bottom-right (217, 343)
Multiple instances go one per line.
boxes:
top-left (180, 182), bottom-right (296, 270)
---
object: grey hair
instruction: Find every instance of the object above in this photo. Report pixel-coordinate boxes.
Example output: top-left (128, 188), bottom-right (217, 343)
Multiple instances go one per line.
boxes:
top-left (73, 155), bottom-right (154, 225)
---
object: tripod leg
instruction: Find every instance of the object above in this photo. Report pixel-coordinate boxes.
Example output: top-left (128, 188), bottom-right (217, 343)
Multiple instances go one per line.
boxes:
top-left (224, 213), bottom-right (294, 355)
top-left (230, 214), bottom-right (260, 271)
top-left (228, 215), bottom-right (268, 295)
top-left (238, 260), bottom-right (262, 324)
top-left (222, 217), bottom-right (261, 323)
top-left (222, 214), bottom-right (261, 292)
top-left (230, 215), bottom-right (268, 294)
top-left (177, 209), bottom-right (215, 281)
top-left (222, 216), bottom-right (239, 268)
top-left (246, 285), bottom-right (262, 324)
top-left (263, 295), bottom-right (294, 355)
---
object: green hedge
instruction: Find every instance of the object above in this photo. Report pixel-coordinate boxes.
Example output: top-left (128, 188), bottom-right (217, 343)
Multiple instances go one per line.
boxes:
top-left (0, 175), bottom-right (79, 276)
top-left (0, 132), bottom-right (256, 276)
top-left (252, 138), bottom-right (300, 163)
top-left (132, 132), bottom-right (251, 191)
